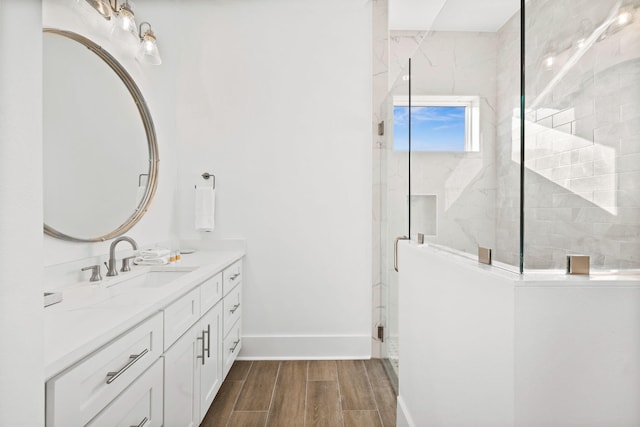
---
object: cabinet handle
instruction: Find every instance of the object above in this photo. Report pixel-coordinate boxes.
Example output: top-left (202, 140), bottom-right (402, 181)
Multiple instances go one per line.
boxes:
top-left (106, 349), bottom-right (149, 384)
top-left (229, 303), bottom-right (240, 314)
top-left (204, 324), bottom-right (211, 358)
top-left (130, 417), bottom-right (148, 427)
top-left (229, 339), bottom-right (240, 353)
top-left (197, 333), bottom-right (206, 366)
top-left (229, 272), bottom-right (240, 281)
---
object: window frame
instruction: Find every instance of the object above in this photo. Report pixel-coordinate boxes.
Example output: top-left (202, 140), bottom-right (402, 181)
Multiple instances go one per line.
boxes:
top-left (393, 95), bottom-right (480, 152)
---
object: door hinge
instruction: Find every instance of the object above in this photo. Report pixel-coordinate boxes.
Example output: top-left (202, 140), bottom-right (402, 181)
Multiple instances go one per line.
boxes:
top-left (377, 325), bottom-right (384, 342)
top-left (378, 121), bottom-right (384, 136)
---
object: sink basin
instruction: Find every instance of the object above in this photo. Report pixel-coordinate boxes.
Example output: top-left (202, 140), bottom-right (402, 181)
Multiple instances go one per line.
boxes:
top-left (106, 269), bottom-right (193, 289)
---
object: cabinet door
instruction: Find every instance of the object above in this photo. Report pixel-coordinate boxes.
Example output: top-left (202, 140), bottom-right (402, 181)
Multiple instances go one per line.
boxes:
top-left (199, 303), bottom-right (223, 421)
top-left (163, 323), bottom-right (202, 427)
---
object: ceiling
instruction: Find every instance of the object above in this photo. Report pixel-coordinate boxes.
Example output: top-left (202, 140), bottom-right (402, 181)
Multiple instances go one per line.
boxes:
top-left (389, 0), bottom-right (521, 32)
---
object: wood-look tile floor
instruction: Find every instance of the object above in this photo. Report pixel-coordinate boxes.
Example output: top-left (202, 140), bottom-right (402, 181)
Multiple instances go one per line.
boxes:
top-left (201, 360), bottom-right (397, 427)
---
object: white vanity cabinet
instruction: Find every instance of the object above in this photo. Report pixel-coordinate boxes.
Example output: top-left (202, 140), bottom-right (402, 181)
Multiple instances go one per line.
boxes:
top-left (45, 255), bottom-right (243, 427)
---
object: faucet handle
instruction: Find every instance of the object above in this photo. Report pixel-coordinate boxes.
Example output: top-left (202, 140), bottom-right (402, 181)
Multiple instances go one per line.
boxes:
top-left (120, 256), bottom-right (136, 273)
top-left (81, 264), bottom-right (102, 282)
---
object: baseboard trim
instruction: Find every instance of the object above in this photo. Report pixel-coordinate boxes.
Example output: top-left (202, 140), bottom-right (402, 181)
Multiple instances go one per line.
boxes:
top-left (237, 334), bottom-right (371, 360)
top-left (396, 395), bottom-right (414, 427)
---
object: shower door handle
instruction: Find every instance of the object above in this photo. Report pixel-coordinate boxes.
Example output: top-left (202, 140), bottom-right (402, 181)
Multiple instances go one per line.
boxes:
top-left (394, 236), bottom-right (409, 272)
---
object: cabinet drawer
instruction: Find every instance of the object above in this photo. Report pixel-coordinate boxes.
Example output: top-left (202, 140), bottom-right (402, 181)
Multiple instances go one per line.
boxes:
top-left (223, 284), bottom-right (242, 337)
top-left (87, 358), bottom-right (163, 427)
top-left (46, 312), bottom-right (163, 427)
top-left (222, 260), bottom-right (242, 295)
top-left (164, 287), bottom-right (201, 350)
top-left (222, 319), bottom-right (241, 378)
top-left (200, 272), bottom-right (222, 314)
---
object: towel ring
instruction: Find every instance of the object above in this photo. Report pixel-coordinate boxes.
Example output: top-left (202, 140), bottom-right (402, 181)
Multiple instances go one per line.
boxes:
top-left (195, 172), bottom-right (215, 189)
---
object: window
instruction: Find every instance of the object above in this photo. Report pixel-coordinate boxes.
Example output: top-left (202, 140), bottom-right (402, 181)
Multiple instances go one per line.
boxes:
top-left (393, 95), bottom-right (480, 152)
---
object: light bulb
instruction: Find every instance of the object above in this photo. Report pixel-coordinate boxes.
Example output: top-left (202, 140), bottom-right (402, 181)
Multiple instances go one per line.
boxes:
top-left (136, 28), bottom-right (162, 65)
top-left (111, 2), bottom-right (138, 43)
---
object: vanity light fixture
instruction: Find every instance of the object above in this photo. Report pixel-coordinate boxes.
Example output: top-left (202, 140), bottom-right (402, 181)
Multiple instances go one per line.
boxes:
top-left (80, 0), bottom-right (162, 65)
top-left (110, 0), bottom-right (138, 43)
top-left (136, 22), bottom-right (162, 65)
top-left (82, 0), bottom-right (113, 19)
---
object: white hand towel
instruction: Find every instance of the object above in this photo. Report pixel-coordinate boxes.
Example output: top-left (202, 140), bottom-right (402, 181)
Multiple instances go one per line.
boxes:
top-left (140, 248), bottom-right (171, 258)
top-left (133, 255), bottom-right (169, 265)
top-left (195, 186), bottom-right (215, 232)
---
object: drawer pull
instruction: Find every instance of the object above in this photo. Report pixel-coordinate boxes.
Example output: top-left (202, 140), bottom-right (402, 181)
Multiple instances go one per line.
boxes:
top-left (130, 417), bottom-right (148, 427)
top-left (197, 334), bottom-right (206, 365)
top-left (106, 349), bottom-right (149, 384)
top-left (204, 324), bottom-right (211, 358)
top-left (229, 339), bottom-right (240, 353)
top-left (229, 272), bottom-right (240, 281)
top-left (229, 303), bottom-right (240, 314)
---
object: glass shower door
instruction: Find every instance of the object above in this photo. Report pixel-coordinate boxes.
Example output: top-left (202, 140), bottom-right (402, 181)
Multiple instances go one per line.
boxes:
top-left (379, 0), bottom-right (523, 388)
top-left (379, 60), bottom-right (411, 389)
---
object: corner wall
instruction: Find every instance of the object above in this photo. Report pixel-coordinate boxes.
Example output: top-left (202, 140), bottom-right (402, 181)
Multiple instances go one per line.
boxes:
top-left (0, 1), bottom-right (44, 425)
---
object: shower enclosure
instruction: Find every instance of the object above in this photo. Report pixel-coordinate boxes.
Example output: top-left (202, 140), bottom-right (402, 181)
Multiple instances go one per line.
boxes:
top-left (378, 0), bottom-right (640, 388)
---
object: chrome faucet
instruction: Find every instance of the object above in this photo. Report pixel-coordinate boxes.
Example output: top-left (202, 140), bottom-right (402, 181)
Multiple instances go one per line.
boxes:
top-left (105, 236), bottom-right (138, 277)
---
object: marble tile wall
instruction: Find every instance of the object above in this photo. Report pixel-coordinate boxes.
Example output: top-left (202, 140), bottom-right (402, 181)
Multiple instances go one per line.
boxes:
top-left (495, 11), bottom-right (522, 267)
top-left (385, 31), bottom-right (499, 258)
top-left (521, 0), bottom-right (640, 269)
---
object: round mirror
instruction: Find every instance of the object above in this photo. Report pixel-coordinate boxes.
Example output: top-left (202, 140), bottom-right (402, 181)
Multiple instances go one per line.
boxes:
top-left (43, 29), bottom-right (158, 242)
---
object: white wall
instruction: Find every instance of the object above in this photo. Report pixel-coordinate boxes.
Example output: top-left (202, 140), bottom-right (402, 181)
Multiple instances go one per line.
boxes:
top-left (41, 0), bottom-right (372, 357)
top-left (0, 1), bottom-right (44, 425)
top-left (174, 0), bottom-right (373, 358)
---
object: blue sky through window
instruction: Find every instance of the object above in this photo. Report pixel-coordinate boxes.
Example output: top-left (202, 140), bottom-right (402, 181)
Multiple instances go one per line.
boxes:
top-left (393, 106), bottom-right (466, 151)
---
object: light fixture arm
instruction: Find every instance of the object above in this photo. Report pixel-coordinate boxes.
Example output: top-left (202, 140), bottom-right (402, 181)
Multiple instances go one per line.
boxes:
top-left (139, 21), bottom-right (153, 40)
top-left (108, 0), bottom-right (129, 13)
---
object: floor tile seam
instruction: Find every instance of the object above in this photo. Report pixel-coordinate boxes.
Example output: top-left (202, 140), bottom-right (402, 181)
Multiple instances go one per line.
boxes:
top-left (362, 359), bottom-right (386, 426)
top-left (336, 362), bottom-right (346, 427)
top-left (304, 360), bottom-right (309, 427)
top-left (263, 360), bottom-right (282, 426)
top-left (226, 361), bottom-right (254, 427)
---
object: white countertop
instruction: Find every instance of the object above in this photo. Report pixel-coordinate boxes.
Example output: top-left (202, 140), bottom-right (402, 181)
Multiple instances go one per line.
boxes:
top-left (44, 250), bottom-right (244, 380)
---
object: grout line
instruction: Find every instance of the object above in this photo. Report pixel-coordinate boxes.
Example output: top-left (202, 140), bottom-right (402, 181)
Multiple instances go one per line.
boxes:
top-left (263, 361), bottom-right (281, 427)
top-left (225, 361), bottom-right (253, 427)
top-left (363, 359), bottom-right (385, 427)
